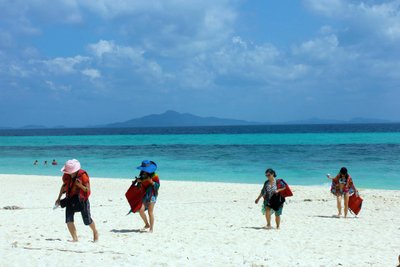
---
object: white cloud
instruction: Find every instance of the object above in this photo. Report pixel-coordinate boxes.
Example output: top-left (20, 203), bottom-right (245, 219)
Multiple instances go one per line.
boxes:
top-left (45, 80), bottom-right (71, 91)
top-left (82, 68), bottom-right (101, 79)
top-left (304, 0), bottom-right (400, 41)
top-left (360, 1), bottom-right (400, 41)
top-left (88, 40), bottom-right (116, 58)
top-left (211, 39), bottom-right (294, 81)
top-left (87, 39), bottom-right (171, 83)
top-left (175, 35), bottom-right (312, 92)
top-left (292, 34), bottom-right (341, 60)
top-left (0, 1), bottom-right (83, 35)
top-left (79, 0), bottom-right (235, 20)
top-left (298, 1), bottom-right (400, 87)
top-left (303, 0), bottom-right (347, 17)
top-left (232, 36), bottom-right (247, 49)
top-left (39, 56), bottom-right (89, 74)
top-left (8, 64), bottom-right (30, 78)
top-left (82, 1), bottom-right (237, 57)
top-left (88, 40), bottom-right (144, 62)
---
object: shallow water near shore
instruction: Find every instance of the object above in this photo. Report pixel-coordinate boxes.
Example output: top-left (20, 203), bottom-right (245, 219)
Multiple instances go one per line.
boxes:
top-left (1, 123), bottom-right (399, 189)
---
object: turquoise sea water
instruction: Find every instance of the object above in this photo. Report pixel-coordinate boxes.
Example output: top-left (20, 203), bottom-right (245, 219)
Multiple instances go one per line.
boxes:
top-left (0, 124), bottom-right (399, 189)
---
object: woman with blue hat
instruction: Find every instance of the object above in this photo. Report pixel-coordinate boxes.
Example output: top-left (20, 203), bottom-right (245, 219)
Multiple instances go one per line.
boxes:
top-left (134, 160), bottom-right (160, 233)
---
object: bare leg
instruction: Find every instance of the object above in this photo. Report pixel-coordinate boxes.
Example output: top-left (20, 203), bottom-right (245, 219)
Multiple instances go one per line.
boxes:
top-left (139, 204), bottom-right (150, 230)
top-left (88, 221), bottom-right (99, 242)
top-left (147, 202), bottom-right (155, 233)
top-left (67, 222), bottom-right (78, 242)
top-left (343, 193), bottom-right (350, 218)
top-left (275, 215), bottom-right (281, 229)
top-left (336, 194), bottom-right (342, 216)
top-left (265, 208), bottom-right (272, 228)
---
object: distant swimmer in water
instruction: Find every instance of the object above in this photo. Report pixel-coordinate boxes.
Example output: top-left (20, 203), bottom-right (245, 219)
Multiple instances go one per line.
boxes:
top-left (33, 160), bottom-right (39, 166)
top-left (52, 159), bottom-right (58, 165)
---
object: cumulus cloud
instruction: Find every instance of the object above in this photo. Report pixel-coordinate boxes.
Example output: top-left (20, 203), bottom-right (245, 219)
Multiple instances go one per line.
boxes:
top-left (83, 1), bottom-right (237, 57)
top-left (88, 40), bottom-right (145, 62)
top-left (297, 0), bottom-right (400, 92)
top-left (45, 80), bottom-right (71, 92)
top-left (304, 0), bottom-right (400, 41)
top-left (8, 64), bottom-right (31, 78)
top-left (232, 36), bottom-right (248, 49)
top-left (88, 40), bottom-right (116, 58)
top-left (209, 37), bottom-right (305, 84)
top-left (292, 34), bottom-right (342, 60)
top-left (39, 56), bottom-right (90, 74)
top-left (87, 39), bottom-right (171, 84)
top-left (82, 68), bottom-right (101, 79)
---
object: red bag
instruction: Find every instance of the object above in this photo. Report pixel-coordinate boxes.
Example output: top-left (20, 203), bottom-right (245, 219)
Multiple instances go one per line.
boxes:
top-left (277, 179), bottom-right (293, 197)
top-left (125, 184), bottom-right (145, 213)
top-left (348, 192), bottom-right (363, 215)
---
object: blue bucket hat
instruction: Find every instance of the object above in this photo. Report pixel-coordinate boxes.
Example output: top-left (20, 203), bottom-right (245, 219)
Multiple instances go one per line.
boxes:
top-left (136, 160), bottom-right (157, 173)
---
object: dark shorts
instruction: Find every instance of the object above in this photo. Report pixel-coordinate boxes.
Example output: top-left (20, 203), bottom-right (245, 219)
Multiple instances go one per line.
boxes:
top-left (65, 199), bottom-right (93, 225)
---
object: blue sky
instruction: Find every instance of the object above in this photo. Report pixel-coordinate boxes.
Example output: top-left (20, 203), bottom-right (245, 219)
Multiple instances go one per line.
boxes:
top-left (0, 0), bottom-right (399, 127)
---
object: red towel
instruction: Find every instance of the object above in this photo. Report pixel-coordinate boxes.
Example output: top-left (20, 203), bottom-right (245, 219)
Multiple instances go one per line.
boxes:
top-left (125, 185), bottom-right (146, 213)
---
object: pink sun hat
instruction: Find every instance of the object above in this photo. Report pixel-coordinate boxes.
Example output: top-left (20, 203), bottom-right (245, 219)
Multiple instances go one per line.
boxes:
top-left (61, 159), bottom-right (81, 174)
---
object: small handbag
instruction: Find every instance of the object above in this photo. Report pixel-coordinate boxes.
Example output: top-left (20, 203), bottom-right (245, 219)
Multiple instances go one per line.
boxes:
top-left (59, 195), bottom-right (83, 212)
top-left (69, 195), bottom-right (84, 212)
top-left (59, 198), bottom-right (68, 208)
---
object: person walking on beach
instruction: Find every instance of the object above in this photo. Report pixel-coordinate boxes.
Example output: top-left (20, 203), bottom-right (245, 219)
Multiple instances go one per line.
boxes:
top-left (327, 167), bottom-right (356, 218)
top-left (255, 168), bottom-right (287, 229)
top-left (134, 160), bottom-right (160, 233)
top-left (55, 159), bottom-right (99, 242)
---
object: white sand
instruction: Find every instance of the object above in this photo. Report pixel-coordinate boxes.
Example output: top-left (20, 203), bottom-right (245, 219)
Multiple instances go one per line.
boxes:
top-left (1, 174), bottom-right (399, 267)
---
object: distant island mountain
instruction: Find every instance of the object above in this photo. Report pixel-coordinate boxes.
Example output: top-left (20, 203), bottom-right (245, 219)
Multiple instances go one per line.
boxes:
top-left (104, 110), bottom-right (258, 128)
top-left (104, 111), bottom-right (393, 128)
top-left (0, 112), bottom-right (395, 129)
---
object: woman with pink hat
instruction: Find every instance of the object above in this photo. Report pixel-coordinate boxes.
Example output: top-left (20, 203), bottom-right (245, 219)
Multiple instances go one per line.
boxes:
top-left (55, 159), bottom-right (99, 242)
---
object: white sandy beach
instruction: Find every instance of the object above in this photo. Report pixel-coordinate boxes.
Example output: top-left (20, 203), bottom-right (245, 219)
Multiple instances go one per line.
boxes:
top-left (0, 174), bottom-right (399, 267)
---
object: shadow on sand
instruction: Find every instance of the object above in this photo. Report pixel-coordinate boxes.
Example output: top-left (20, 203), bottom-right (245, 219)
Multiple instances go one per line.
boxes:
top-left (110, 229), bottom-right (143, 233)
top-left (45, 238), bottom-right (62, 241)
top-left (313, 215), bottom-right (358, 219)
top-left (241, 226), bottom-right (270, 230)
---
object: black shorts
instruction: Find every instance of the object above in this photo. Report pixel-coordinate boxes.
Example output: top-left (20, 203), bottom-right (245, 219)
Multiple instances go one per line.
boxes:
top-left (65, 199), bottom-right (93, 225)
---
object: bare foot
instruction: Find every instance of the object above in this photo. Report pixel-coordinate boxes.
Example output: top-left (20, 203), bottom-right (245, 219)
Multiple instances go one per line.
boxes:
top-left (93, 230), bottom-right (99, 242)
top-left (264, 225), bottom-right (272, 230)
top-left (140, 225), bottom-right (150, 232)
top-left (68, 239), bottom-right (78, 242)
